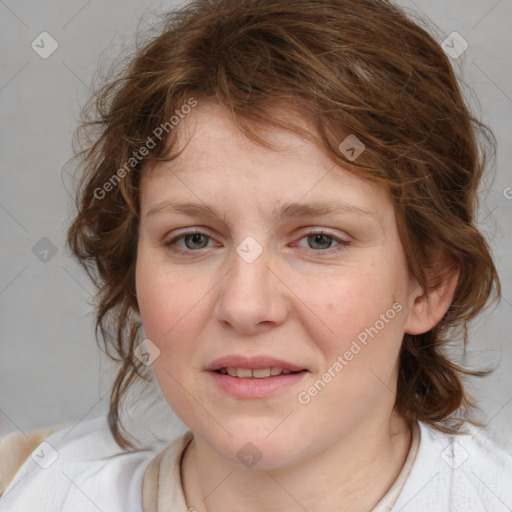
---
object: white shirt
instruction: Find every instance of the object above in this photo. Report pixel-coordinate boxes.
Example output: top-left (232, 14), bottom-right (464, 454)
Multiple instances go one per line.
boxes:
top-left (0, 416), bottom-right (157, 512)
top-left (1, 414), bottom-right (511, 511)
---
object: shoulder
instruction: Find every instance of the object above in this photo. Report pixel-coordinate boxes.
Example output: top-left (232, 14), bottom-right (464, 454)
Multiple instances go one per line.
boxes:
top-left (0, 416), bottom-right (160, 512)
top-left (0, 425), bottom-right (61, 495)
top-left (392, 421), bottom-right (512, 512)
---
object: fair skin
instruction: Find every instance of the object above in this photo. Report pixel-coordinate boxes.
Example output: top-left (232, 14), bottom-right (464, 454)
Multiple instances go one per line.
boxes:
top-left (135, 101), bottom-right (459, 512)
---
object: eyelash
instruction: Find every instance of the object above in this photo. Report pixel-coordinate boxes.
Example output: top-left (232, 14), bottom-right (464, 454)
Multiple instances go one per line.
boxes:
top-left (164, 229), bottom-right (350, 256)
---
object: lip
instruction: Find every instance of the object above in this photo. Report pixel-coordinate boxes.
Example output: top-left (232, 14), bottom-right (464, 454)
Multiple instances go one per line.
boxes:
top-left (205, 355), bottom-right (307, 372)
top-left (204, 355), bottom-right (309, 399)
top-left (207, 369), bottom-right (308, 398)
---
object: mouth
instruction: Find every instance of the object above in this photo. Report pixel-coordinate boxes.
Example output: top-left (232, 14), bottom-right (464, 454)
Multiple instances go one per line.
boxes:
top-left (214, 367), bottom-right (307, 379)
top-left (205, 355), bottom-right (309, 398)
top-left (205, 355), bottom-right (308, 376)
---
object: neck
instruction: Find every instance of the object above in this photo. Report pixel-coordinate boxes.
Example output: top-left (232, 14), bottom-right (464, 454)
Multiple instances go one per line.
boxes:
top-left (181, 411), bottom-right (412, 512)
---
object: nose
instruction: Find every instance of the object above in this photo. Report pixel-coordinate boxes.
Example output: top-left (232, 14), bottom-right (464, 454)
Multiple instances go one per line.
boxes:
top-left (214, 242), bottom-right (289, 336)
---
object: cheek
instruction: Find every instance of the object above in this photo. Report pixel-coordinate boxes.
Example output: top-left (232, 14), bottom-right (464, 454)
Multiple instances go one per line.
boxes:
top-left (136, 250), bottom-right (206, 340)
top-left (300, 268), bottom-right (407, 403)
top-left (284, 272), bottom-right (406, 447)
top-left (135, 258), bottom-right (211, 410)
top-left (308, 269), bottom-right (403, 348)
top-left (135, 258), bottom-right (210, 417)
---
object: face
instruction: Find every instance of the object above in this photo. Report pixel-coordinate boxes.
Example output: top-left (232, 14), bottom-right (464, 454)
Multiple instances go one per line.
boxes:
top-left (135, 101), bottom-right (416, 468)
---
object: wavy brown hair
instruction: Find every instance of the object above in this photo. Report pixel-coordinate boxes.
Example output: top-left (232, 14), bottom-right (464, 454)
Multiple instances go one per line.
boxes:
top-left (67, 0), bottom-right (500, 449)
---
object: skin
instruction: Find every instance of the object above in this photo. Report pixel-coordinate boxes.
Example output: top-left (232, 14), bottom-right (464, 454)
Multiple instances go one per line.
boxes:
top-left (135, 100), bottom-right (459, 512)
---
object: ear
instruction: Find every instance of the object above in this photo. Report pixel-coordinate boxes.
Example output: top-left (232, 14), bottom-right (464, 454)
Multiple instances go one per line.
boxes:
top-left (404, 251), bottom-right (460, 335)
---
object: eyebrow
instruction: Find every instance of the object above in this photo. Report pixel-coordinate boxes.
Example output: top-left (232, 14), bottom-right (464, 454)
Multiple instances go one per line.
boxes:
top-left (146, 200), bottom-right (375, 222)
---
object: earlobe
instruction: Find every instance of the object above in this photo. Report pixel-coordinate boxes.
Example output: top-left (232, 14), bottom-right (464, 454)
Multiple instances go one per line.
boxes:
top-left (404, 254), bottom-right (460, 335)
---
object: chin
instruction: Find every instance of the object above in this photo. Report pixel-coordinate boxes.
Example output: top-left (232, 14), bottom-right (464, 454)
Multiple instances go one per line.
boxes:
top-left (200, 420), bottom-right (311, 470)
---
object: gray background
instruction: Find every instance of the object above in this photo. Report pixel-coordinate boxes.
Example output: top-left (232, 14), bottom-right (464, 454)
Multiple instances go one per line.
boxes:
top-left (1, 0), bottom-right (511, 448)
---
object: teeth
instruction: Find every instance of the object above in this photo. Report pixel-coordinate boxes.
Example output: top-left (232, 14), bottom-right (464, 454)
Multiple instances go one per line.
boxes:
top-left (237, 368), bottom-right (253, 379)
top-left (252, 368), bottom-right (271, 378)
top-left (219, 367), bottom-right (295, 378)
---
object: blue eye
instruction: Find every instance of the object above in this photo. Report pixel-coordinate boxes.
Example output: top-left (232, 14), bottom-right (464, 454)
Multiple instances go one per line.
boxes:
top-left (165, 230), bottom-right (350, 255)
top-left (168, 232), bottom-right (213, 251)
top-left (300, 232), bottom-right (346, 251)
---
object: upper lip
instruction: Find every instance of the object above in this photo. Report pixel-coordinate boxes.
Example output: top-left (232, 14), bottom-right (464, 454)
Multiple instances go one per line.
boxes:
top-left (205, 355), bottom-right (307, 372)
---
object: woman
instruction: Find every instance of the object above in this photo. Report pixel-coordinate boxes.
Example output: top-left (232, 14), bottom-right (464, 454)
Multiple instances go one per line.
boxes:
top-left (2, 0), bottom-right (511, 510)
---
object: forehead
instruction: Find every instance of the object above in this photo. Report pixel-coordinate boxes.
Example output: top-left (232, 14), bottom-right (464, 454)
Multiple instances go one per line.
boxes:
top-left (140, 101), bottom-right (392, 223)
top-left (143, 100), bottom-right (328, 177)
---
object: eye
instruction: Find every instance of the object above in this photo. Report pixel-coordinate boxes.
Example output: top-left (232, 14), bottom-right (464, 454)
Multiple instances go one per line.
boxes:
top-left (164, 229), bottom-right (350, 255)
top-left (296, 230), bottom-right (350, 253)
top-left (165, 231), bottom-right (216, 253)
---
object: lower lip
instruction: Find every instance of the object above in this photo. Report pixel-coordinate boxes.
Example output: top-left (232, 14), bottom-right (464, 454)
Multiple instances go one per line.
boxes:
top-left (207, 370), bottom-right (308, 398)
